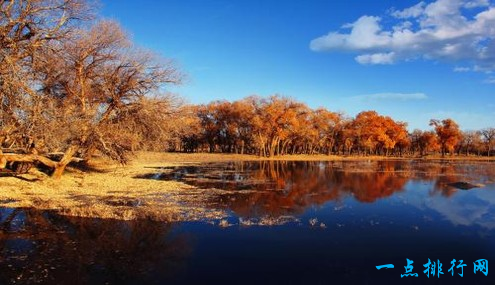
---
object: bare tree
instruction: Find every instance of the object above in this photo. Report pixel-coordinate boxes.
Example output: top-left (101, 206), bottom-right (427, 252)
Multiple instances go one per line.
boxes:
top-left (0, 0), bottom-right (93, 172)
top-left (34, 21), bottom-right (182, 178)
top-left (1, 17), bottom-right (183, 178)
top-left (481, 128), bottom-right (495, 156)
top-left (0, 0), bottom-right (90, 129)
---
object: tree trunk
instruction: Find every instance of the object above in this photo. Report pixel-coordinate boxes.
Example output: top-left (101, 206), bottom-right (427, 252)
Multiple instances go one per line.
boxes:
top-left (82, 145), bottom-right (96, 163)
top-left (0, 150), bottom-right (6, 169)
top-left (51, 145), bottom-right (79, 179)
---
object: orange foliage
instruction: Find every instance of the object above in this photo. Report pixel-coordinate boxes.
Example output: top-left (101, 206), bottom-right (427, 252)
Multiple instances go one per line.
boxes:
top-left (430, 119), bottom-right (462, 156)
top-left (175, 95), bottom-right (492, 157)
top-left (347, 111), bottom-right (410, 155)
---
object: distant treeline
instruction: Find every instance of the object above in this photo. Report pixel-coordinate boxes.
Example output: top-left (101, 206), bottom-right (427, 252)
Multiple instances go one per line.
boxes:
top-left (166, 95), bottom-right (495, 157)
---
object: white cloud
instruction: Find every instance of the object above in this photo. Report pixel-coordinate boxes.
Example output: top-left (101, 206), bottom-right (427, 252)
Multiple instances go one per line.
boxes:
top-left (310, 16), bottom-right (391, 51)
top-left (391, 2), bottom-right (426, 18)
top-left (454, 66), bottom-right (472, 72)
top-left (352, 92), bottom-right (428, 101)
top-left (355, 52), bottom-right (397, 64)
top-left (464, 0), bottom-right (490, 8)
top-left (310, 0), bottom-right (495, 71)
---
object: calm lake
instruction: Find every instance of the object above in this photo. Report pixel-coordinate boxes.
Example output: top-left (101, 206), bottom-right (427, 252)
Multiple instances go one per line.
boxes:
top-left (1, 160), bottom-right (494, 284)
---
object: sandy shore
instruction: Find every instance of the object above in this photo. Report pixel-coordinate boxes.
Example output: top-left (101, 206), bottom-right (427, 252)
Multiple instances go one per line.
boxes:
top-left (0, 152), bottom-right (493, 222)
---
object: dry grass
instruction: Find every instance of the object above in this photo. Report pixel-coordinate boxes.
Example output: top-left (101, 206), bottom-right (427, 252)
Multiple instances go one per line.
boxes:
top-left (0, 153), bottom-right (230, 222)
top-left (0, 151), bottom-right (493, 222)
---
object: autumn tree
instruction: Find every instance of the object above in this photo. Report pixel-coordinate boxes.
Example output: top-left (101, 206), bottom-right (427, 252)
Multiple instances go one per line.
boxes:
top-left (410, 129), bottom-right (423, 156)
top-left (251, 95), bottom-right (309, 157)
top-left (481, 128), bottom-right (495, 156)
top-left (179, 95), bottom-right (494, 158)
top-left (193, 96), bottom-right (344, 156)
top-left (429, 119), bottom-right (462, 157)
top-left (0, 0), bottom-right (90, 160)
top-left (168, 105), bottom-right (202, 153)
top-left (103, 94), bottom-right (185, 154)
top-left (458, 130), bottom-right (482, 156)
top-left (281, 103), bottom-right (312, 155)
top-left (348, 111), bottom-right (409, 156)
top-left (307, 108), bottom-right (341, 155)
top-left (391, 121), bottom-right (411, 156)
top-left (230, 99), bottom-right (257, 154)
top-left (36, 21), bottom-right (182, 177)
top-left (349, 111), bottom-right (380, 155)
top-left (197, 102), bottom-right (220, 152)
top-left (195, 98), bottom-right (258, 154)
top-left (334, 119), bottom-right (354, 155)
top-left (418, 130), bottom-right (440, 156)
top-left (1, 13), bottom-right (183, 178)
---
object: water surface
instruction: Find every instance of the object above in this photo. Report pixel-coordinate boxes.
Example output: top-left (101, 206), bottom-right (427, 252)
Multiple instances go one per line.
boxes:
top-left (1, 160), bottom-right (494, 284)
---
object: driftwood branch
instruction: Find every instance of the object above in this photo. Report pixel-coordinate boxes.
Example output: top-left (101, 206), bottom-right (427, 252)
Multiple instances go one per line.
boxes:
top-left (3, 153), bottom-right (58, 168)
top-left (2, 153), bottom-right (83, 169)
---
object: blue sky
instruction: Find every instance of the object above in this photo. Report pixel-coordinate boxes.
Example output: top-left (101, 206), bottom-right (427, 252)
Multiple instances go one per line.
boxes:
top-left (100, 0), bottom-right (495, 131)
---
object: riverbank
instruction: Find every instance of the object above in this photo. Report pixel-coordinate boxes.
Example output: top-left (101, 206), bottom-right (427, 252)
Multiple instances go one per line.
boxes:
top-left (0, 152), bottom-right (493, 222)
top-left (135, 152), bottom-right (495, 162)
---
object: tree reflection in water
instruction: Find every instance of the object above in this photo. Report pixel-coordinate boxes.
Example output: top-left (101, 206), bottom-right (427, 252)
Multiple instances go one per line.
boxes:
top-left (207, 161), bottom-right (410, 217)
top-left (147, 160), bottom-right (495, 218)
top-left (0, 208), bottom-right (190, 284)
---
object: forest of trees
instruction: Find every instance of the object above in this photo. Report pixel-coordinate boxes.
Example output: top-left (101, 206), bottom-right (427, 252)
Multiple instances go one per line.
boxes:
top-left (0, 1), bottom-right (494, 179)
top-left (168, 95), bottom-right (495, 158)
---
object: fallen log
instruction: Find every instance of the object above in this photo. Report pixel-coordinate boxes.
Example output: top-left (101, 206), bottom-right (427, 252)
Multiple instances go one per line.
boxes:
top-left (3, 153), bottom-right (58, 168)
top-left (1, 153), bottom-right (84, 173)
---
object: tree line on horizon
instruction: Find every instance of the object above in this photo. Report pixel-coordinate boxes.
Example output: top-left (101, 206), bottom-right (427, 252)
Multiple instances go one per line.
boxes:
top-left (166, 95), bottom-right (495, 158)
